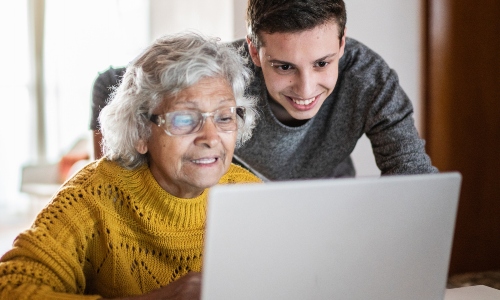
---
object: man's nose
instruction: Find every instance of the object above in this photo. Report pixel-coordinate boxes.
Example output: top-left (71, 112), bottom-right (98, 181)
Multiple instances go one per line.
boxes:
top-left (293, 69), bottom-right (316, 98)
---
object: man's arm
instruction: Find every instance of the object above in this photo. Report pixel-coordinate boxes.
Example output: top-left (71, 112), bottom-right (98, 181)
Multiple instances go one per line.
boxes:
top-left (364, 69), bottom-right (438, 175)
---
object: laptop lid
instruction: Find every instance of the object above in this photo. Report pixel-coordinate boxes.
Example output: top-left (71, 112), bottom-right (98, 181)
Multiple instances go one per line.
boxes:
top-left (202, 172), bottom-right (461, 300)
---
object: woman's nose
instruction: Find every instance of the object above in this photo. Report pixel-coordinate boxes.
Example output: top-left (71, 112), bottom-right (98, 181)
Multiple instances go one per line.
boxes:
top-left (195, 117), bottom-right (220, 147)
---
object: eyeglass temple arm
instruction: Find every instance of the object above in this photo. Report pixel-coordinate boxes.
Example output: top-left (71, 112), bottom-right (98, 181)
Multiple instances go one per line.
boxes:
top-left (236, 107), bottom-right (246, 119)
top-left (147, 114), bottom-right (161, 126)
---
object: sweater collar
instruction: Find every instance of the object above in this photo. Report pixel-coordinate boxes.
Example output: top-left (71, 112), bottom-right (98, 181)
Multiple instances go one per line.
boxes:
top-left (101, 160), bottom-right (208, 230)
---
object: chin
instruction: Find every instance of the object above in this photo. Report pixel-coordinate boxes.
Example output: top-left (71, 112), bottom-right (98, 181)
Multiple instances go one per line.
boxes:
top-left (193, 180), bottom-right (219, 192)
top-left (290, 109), bottom-right (319, 121)
top-left (191, 173), bottom-right (224, 190)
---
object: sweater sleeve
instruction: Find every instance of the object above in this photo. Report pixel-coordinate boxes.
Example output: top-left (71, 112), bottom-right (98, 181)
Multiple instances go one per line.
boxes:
top-left (0, 186), bottom-right (102, 300)
top-left (336, 38), bottom-right (438, 176)
top-left (0, 229), bottom-right (101, 299)
top-left (90, 67), bottom-right (126, 130)
top-left (364, 69), bottom-right (438, 175)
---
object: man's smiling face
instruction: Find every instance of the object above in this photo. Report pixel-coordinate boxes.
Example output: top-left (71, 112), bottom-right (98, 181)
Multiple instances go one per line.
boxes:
top-left (248, 20), bottom-right (346, 124)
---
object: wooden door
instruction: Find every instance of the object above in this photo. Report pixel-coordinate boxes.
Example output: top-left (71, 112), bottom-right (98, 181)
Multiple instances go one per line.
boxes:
top-left (425, 0), bottom-right (500, 274)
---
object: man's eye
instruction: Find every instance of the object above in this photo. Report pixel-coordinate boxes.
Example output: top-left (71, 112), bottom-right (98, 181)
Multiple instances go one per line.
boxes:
top-left (278, 64), bottom-right (291, 71)
top-left (316, 61), bottom-right (329, 68)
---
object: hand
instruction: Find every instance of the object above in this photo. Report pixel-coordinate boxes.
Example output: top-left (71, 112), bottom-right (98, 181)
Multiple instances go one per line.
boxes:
top-left (102, 272), bottom-right (202, 300)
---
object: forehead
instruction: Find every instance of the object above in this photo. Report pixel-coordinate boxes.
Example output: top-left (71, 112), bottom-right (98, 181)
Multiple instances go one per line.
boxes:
top-left (259, 21), bottom-right (341, 61)
top-left (258, 18), bottom-right (341, 43)
top-left (159, 77), bottom-right (235, 111)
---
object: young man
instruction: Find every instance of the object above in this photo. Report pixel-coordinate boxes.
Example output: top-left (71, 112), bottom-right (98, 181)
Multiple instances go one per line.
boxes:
top-left (91, 0), bottom-right (437, 180)
top-left (232, 0), bottom-right (437, 180)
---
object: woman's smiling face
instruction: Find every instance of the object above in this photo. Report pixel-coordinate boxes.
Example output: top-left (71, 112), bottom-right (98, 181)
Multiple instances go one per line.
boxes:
top-left (144, 77), bottom-right (238, 198)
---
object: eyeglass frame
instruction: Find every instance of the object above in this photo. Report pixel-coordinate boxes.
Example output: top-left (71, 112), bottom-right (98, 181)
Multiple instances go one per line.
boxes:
top-left (146, 106), bottom-right (246, 136)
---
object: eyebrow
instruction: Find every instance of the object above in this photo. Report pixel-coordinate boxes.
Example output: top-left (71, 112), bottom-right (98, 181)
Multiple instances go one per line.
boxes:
top-left (170, 98), bottom-right (236, 109)
top-left (268, 53), bottom-right (337, 66)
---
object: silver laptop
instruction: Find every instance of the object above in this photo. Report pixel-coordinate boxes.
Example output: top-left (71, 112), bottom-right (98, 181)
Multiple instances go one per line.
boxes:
top-left (202, 172), bottom-right (462, 300)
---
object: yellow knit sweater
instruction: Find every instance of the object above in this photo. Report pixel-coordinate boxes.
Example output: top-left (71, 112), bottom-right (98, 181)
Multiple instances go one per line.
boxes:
top-left (0, 159), bottom-right (261, 299)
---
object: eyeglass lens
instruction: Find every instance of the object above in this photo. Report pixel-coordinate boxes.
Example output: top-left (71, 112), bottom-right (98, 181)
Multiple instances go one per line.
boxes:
top-left (161, 106), bottom-right (245, 136)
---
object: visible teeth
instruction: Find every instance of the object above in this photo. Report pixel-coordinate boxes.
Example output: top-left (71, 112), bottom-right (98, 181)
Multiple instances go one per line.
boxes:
top-left (292, 97), bottom-right (315, 105)
top-left (192, 158), bottom-right (217, 164)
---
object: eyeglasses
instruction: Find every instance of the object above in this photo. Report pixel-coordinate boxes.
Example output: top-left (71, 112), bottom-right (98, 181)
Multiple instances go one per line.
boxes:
top-left (148, 106), bottom-right (246, 136)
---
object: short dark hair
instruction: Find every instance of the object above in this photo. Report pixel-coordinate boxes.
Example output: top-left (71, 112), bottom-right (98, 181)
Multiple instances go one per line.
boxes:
top-left (247, 0), bottom-right (346, 48)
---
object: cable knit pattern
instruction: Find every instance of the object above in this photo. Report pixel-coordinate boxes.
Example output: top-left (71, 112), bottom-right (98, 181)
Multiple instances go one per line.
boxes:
top-left (0, 159), bottom-right (261, 299)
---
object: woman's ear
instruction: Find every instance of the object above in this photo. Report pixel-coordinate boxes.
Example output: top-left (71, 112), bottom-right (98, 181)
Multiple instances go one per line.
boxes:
top-left (246, 36), bottom-right (262, 67)
top-left (135, 139), bottom-right (148, 154)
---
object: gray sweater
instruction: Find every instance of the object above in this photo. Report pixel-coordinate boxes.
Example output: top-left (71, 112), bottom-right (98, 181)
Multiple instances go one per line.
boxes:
top-left (232, 37), bottom-right (437, 180)
top-left (90, 38), bottom-right (437, 181)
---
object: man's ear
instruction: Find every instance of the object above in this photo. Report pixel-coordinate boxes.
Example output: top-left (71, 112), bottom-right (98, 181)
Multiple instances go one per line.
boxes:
top-left (339, 26), bottom-right (347, 58)
top-left (246, 36), bottom-right (262, 67)
top-left (135, 139), bottom-right (148, 154)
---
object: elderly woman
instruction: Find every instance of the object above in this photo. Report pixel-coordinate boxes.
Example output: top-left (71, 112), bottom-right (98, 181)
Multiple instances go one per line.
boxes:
top-left (0, 32), bottom-right (260, 299)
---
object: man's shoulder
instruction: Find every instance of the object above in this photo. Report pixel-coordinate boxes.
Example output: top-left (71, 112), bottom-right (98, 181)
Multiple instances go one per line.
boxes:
top-left (340, 37), bottom-right (393, 81)
top-left (343, 37), bottom-right (382, 60)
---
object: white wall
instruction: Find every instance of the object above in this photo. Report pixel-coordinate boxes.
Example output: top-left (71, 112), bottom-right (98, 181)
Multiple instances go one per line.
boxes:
top-left (150, 0), bottom-right (234, 42)
top-left (151, 0), bottom-right (423, 178)
top-left (346, 1), bottom-right (423, 177)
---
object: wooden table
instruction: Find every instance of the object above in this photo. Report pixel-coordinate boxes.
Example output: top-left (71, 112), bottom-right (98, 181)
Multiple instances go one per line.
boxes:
top-left (445, 285), bottom-right (500, 300)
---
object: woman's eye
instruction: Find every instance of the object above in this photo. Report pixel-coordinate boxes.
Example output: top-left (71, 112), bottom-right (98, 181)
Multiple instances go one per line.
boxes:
top-left (172, 115), bottom-right (196, 127)
top-left (219, 117), bottom-right (235, 123)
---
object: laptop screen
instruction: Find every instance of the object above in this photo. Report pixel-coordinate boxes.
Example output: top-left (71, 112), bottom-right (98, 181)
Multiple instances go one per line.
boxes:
top-left (202, 173), bottom-right (461, 300)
